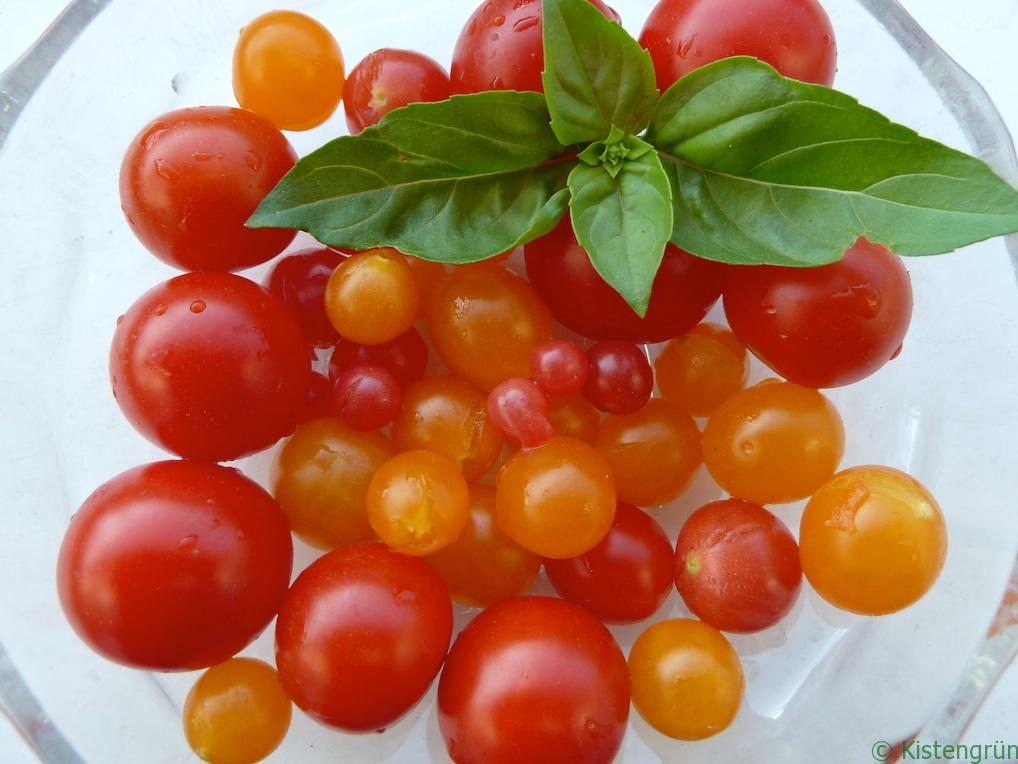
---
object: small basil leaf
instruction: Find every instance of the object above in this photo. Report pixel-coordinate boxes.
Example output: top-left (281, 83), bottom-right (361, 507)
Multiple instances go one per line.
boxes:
top-left (568, 148), bottom-right (674, 316)
top-left (249, 91), bottom-right (573, 262)
top-left (649, 57), bottom-right (1018, 265)
top-left (541, 0), bottom-right (659, 146)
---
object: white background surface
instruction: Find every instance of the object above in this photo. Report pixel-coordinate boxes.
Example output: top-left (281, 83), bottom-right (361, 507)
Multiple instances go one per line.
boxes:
top-left (0, 0), bottom-right (1015, 761)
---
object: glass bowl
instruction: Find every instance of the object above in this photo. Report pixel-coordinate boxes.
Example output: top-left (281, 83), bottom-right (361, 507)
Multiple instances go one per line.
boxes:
top-left (1, 1), bottom-right (1016, 762)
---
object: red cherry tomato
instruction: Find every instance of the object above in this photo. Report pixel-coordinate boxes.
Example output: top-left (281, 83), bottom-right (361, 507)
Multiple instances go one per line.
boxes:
top-left (545, 503), bottom-right (673, 624)
top-left (437, 596), bottom-right (629, 764)
top-left (531, 339), bottom-right (590, 396)
top-left (582, 341), bottom-right (653, 415)
top-left (264, 248), bottom-right (347, 347)
top-left (328, 328), bottom-right (429, 389)
top-left (275, 543), bottom-right (453, 732)
top-left (57, 461), bottom-right (293, 671)
top-left (299, 372), bottom-right (333, 422)
top-left (723, 238), bottom-right (913, 388)
top-left (120, 107), bottom-right (296, 271)
top-left (110, 272), bottom-right (310, 462)
top-left (525, 219), bottom-right (724, 342)
top-left (675, 499), bottom-right (802, 633)
top-left (330, 365), bottom-right (402, 431)
top-left (451, 0), bottom-right (620, 94)
top-left (639, 0), bottom-right (837, 91)
top-left (487, 378), bottom-right (552, 448)
top-left (345, 48), bottom-right (452, 134)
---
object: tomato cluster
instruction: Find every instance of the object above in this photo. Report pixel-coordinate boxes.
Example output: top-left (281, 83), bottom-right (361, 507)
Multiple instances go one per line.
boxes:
top-left (57, 1), bottom-right (953, 763)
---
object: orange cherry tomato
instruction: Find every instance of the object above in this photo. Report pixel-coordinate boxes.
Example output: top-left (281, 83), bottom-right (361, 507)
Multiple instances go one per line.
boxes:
top-left (271, 418), bottom-right (394, 549)
top-left (799, 466), bottom-right (947, 615)
top-left (404, 256), bottom-right (448, 314)
top-left (367, 450), bottom-right (470, 556)
top-left (548, 393), bottom-right (601, 443)
top-left (702, 381), bottom-right (844, 504)
top-left (426, 484), bottom-right (541, 607)
top-left (183, 658), bottom-right (291, 764)
top-left (496, 436), bottom-right (616, 558)
top-left (392, 375), bottom-right (504, 482)
top-left (233, 10), bottom-right (345, 131)
top-left (595, 398), bottom-right (701, 507)
top-left (655, 323), bottom-right (748, 416)
top-left (428, 264), bottom-right (553, 390)
top-left (325, 249), bottom-right (421, 345)
top-left (628, 619), bottom-right (744, 741)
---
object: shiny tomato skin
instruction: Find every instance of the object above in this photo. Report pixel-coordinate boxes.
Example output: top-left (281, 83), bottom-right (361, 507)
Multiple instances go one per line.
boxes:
top-left (639, 0), bottom-right (837, 91)
top-left (120, 106), bottom-right (296, 271)
top-left (275, 543), bottom-right (453, 732)
top-left (437, 596), bottom-right (629, 764)
top-left (345, 48), bottom-right (452, 134)
top-left (723, 238), bottom-right (913, 388)
top-left (57, 461), bottom-right (293, 671)
top-left (675, 499), bottom-right (802, 633)
top-left (328, 328), bottom-right (429, 390)
top-left (451, 0), bottom-right (620, 94)
top-left (110, 272), bottom-right (311, 462)
top-left (524, 219), bottom-right (725, 342)
top-left (264, 247), bottom-right (347, 347)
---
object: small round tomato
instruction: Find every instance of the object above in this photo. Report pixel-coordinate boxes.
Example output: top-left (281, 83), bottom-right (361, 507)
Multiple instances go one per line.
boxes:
top-left (438, 597), bottom-right (629, 764)
top-left (451, 0), bottom-right (620, 93)
top-left (545, 503), bottom-right (673, 623)
top-left (120, 107), bottom-right (296, 271)
top-left (702, 381), bottom-right (844, 504)
top-left (655, 323), bottom-right (748, 416)
top-left (183, 658), bottom-right (291, 764)
top-left (265, 248), bottom-right (347, 347)
top-left (329, 327), bottom-right (429, 389)
top-left (429, 264), bottom-right (553, 390)
top-left (57, 461), bottom-right (293, 671)
top-left (233, 10), bottom-right (345, 131)
top-left (345, 48), bottom-right (452, 134)
top-left (393, 375), bottom-right (504, 482)
top-left (487, 378), bottom-right (552, 448)
top-left (110, 272), bottom-right (310, 462)
top-left (271, 418), bottom-right (394, 549)
top-left (629, 619), bottom-right (744, 740)
top-left (525, 219), bottom-right (724, 342)
top-left (799, 466), bottom-right (947, 615)
top-left (367, 451), bottom-right (471, 556)
top-left (676, 499), bottom-right (802, 633)
top-left (426, 484), bottom-right (542, 607)
top-left (299, 371), bottom-right (334, 422)
top-left (276, 543), bottom-right (452, 732)
top-left (595, 398), bottom-right (701, 507)
top-left (326, 248), bottom-right (421, 345)
top-left (724, 238), bottom-right (913, 388)
top-left (583, 341), bottom-right (654, 415)
top-left (547, 393), bottom-right (601, 443)
top-left (531, 339), bottom-right (590, 396)
top-left (639, 0), bottom-right (837, 91)
top-left (406, 257), bottom-right (449, 311)
top-left (496, 436), bottom-right (616, 558)
top-left (331, 365), bottom-right (402, 431)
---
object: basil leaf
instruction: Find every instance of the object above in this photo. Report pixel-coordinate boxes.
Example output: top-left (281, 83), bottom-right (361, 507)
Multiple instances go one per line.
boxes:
top-left (541, 0), bottom-right (658, 146)
top-left (568, 143), bottom-right (674, 315)
top-left (249, 91), bottom-right (573, 263)
top-left (649, 57), bottom-right (1018, 265)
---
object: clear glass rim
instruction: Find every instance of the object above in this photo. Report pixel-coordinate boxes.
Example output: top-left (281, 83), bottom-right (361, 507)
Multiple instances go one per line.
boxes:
top-left (1, 0), bottom-right (1015, 760)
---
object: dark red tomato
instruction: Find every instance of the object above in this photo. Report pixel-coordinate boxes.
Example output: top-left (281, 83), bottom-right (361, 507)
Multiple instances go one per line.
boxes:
top-left (264, 248), bottom-right (347, 347)
top-left (275, 543), bottom-right (453, 732)
top-left (299, 371), bottom-right (333, 422)
top-left (345, 48), bottom-right (452, 134)
top-left (583, 341), bottom-right (653, 415)
top-left (330, 365), bottom-right (402, 431)
top-left (545, 503), bottom-right (673, 624)
top-left (328, 327), bottom-right (429, 389)
top-left (120, 106), bottom-right (296, 272)
top-left (487, 378), bottom-right (552, 448)
top-left (451, 0), bottom-right (620, 94)
top-left (110, 272), bottom-right (310, 462)
top-left (723, 238), bottom-right (913, 388)
top-left (57, 461), bottom-right (293, 671)
top-left (438, 596), bottom-right (629, 764)
top-left (525, 218), bottom-right (725, 342)
top-left (531, 339), bottom-right (590, 396)
top-left (675, 499), bottom-right (802, 633)
top-left (639, 0), bottom-right (837, 92)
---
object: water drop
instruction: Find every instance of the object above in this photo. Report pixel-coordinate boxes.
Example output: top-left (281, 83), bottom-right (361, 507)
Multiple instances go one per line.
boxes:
top-left (210, 518), bottom-right (221, 529)
top-left (177, 534), bottom-right (199, 552)
top-left (191, 151), bottom-right (215, 162)
top-left (491, 75), bottom-right (504, 88)
top-left (822, 33), bottom-right (832, 46)
top-left (153, 304), bottom-right (167, 316)
top-left (890, 343), bottom-right (903, 360)
top-left (116, 314), bottom-right (125, 326)
top-left (154, 159), bottom-right (173, 180)
top-left (190, 300), bottom-right (206, 314)
top-left (739, 440), bottom-right (756, 455)
top-left (244, 150), bottom-right (262, 171)
top-left (490, 32), bottom-right (500, 42)
top-left (676, 35), bottom-right (697, 59)
top-left (490, 14), bottom-right (506, 26)
top-left (513, 15), bottom-right (539, 32)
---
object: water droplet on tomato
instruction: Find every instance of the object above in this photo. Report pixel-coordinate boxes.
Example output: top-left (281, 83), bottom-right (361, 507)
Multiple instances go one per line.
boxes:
top-left (116, 314), bottom-right (125, 325)
top-left (490, 32), bottom-right (500, 42)
top-left (191, 151), bottom-right (215, 162)
top-left (177, 534), bottom-right (199, 552)
top-left (822, 33), bottom-right (832, 46)
top-left (210, 518), bottom-right (221, 529)
top-left (153, 304), bottom-right (167, 316)
top-left (762, 304), bottom-right (777, 316)
top-left (739, 440), bottom-right (756, 455)
top-left (190, 300), bottom-right (206, 314)
top-left (491, 75), bottom-right (504, 88)
top-left (513, 15), bottom-right (539, 32)
top-left (244, 150), bottom-right (262, 171)
top-left (676, 35), bottom-right (697, 59)
top-left (154, 159), bottom-right (173, 180)
top-left (891, 343), bottom-right (903, 360)
top-left (491, 14), bottom-right (506, 26)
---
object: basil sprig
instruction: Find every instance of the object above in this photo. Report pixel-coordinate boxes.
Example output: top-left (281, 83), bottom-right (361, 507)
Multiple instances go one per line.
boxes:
top-left (250, 0), bottom-right (1018, 316)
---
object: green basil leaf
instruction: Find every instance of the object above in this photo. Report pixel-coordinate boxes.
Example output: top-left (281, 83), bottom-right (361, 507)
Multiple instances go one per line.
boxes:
top-left (541, 0), bottom-right (658, 146)
top-left (649, 57), bottom-right (1018, 265)
top-left (568, 144), bottom-right (674, 315)
top-left (248, 91), bottom-right (573, 263)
